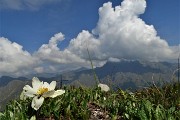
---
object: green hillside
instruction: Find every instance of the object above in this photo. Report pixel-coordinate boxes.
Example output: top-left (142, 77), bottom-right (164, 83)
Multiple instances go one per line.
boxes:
top-left (0, 81), bottom-right (179, 120)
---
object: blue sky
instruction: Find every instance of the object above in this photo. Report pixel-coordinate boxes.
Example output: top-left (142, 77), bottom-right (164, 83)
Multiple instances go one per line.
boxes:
top-left (1, 0), bottom-right (179, 53)
top-left (0, 0), bottom-right (114, 52)
top-left (0, 0), bottom-right (179, 77)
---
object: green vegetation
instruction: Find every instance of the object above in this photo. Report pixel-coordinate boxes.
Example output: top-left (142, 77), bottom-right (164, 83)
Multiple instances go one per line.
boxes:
top-left (0, 81), bottom-right (179, 120)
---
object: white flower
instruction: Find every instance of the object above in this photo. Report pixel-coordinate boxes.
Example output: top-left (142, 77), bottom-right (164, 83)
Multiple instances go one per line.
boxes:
top-left (23, 77), bottom-right (65, 110)
top-left (20, 90), bottom-right (27, 100)
top-left (30, 115), bottom-right (36, 120)
top-left (98, 83), bottom-right (110, 92)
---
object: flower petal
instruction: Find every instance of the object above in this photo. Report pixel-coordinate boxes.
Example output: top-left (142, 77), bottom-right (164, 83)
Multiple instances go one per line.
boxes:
top-left (20, 90), bottom-right (27, 100)
top-left (31, 96), bottom-right (44, 111)
top-left (32, 77), bottom-right (43, 91)
top-left (49, 90), bottom-right (65, 98)
top-left (42, 82), bottom-right (50, 89)
top-left (98, 83), bottom-right (110, 92)
top-left (42, 90), bottom-right (55, 98)
top-left (23, 85), bottom-right (36, 97)
top-left (49, 81), bottom-right (56, 90)
top-left (30, 115), bottom-right (36, 120)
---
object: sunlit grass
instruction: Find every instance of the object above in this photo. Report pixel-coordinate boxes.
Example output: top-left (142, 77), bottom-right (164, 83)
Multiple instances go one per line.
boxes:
top-left (0, 81), bottom-right (179, 120)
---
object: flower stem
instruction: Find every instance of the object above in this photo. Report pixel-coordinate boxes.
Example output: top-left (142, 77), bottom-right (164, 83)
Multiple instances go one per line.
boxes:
top-left (87, 48), bottom-right (99, 85)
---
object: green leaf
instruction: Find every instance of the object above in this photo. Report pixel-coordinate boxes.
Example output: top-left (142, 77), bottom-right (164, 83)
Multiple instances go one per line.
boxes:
top-left (154, 105), bottom-right (165, 120)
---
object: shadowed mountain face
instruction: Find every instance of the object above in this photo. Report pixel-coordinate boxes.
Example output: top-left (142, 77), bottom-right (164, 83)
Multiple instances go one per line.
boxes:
top-left (0, 60), bottom-right (176, 87)
top-left (75, 60), bottom-right (176, 79)
top-left (93, 60), bottom-right (162, 78)
top-left (0, 80), bottom-right (30, 111)
top-left (0, 60), bottom-right (178, 111)
top-left (70, 60), bottom-right (177, 90)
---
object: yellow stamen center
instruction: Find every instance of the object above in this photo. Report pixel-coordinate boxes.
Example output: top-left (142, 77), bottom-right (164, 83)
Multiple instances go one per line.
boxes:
top-left (37, 87), bottom-right (48, 95)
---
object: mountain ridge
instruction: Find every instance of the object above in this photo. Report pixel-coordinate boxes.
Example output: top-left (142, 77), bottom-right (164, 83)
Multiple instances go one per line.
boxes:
top-left (0, 60), bottom-right (178, 111)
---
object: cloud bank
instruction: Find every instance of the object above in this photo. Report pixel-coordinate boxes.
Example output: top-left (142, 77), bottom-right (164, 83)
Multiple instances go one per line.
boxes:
top-left (0, 0), bottom-right (178, 77)
top-left (0, 37), bottom-right (37, 76)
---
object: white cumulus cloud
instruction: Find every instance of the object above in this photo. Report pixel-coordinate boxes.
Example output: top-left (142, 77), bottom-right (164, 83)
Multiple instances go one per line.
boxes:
top-left (35, 33), bottom-right (86, 64)
top-left (62, 0), bottom-right (177, 62)
top-left (0, 37), bottom-right (37, 76)
top-left (0, 0), bottom-right (179, 77)
top-left (34, 33), bottom-right (90, 73)
top-left (91, 0), bottom-right (176, 61)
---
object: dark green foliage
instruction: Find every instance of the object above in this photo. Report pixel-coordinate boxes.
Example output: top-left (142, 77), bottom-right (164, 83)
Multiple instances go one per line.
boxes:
top-left (0, 82), bottom-right (179, 120)
top-left (135, 82), bottom-right (180, 109)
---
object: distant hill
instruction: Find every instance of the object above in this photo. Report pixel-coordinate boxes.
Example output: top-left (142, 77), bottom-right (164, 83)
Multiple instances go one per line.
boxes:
top-left (70, 60), bottom-right (177, 90)
top-left (0, 60), bottom-right (177, 88)
top-left (0, 76), bottom-right (28, 87)
top-left (86, 60), bottom-right (161, 78)
top-left (0, 60), bottom-right (178, 111)
top-left (0, 80), bottom-right (31, 111)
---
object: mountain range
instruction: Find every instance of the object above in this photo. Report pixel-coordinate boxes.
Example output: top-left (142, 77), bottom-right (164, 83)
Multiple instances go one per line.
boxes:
top-left (0, 60), bottom-right (178, 111)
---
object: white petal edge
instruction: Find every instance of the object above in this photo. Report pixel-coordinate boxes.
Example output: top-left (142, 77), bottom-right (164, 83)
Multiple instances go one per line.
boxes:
top-left (31, 96), bottom-right (44, 111)
top-left (42, 90), bottom-right (55, 98)
top-left (32, 77), bottom-right (43, 91)
top-left (30, 115), bottom-right (36, 120)
top-left (49, 90), bottom-right (65, 98)
top-left (20, 90), bottom-right (27, 100)
top-left (98, 83), bottom-right (110, 92)
top-left (43, 82), bottom-right (50, 89)
top-left (23, 85), bottom-right (36, 97)
top-left (49, 81), bottom-right (56, 90)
